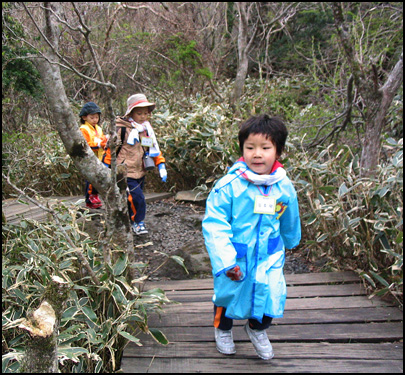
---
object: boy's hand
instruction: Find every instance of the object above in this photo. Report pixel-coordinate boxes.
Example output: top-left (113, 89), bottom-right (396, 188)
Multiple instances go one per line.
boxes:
top-left (226, 265), bottom-right (243, 281)
top-left (158, 163), bottom-right (167, 182)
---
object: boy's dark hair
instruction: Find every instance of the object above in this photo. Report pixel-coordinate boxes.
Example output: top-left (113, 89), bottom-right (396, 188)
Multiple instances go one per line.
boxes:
top-left (238, 114), bottom-right (288, 157)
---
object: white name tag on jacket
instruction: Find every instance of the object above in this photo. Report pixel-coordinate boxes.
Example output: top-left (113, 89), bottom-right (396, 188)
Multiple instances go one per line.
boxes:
top-left (141, 136), bottom-right (153, 147)
top-left (254, 196), bottom-right (276, 215)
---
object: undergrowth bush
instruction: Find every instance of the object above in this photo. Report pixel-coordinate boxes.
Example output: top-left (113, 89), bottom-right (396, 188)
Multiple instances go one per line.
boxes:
top-left (2, 201), bottom-right (171, 372)
top-left (151, 100), bottom-right (240, 191)
top-left (286, 137), bottom-right (403, 305)
top-left (2, 125), bottom-right (83, 199)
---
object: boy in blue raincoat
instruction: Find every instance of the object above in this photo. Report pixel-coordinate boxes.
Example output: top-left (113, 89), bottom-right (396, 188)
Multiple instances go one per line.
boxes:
top-left (202, 114), bottom-right (301, 360)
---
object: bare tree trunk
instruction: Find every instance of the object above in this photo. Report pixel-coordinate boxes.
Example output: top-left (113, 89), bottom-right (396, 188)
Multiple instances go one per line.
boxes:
top-left (332, 3), bottom-right (403, 176)
top-left (231, 2), bottom-right (298, 106)
top-left (232, 2), bottom-right (250, 105)
top-left (19, 301), bottom-right (58, 373)
top-left (360, 54), bottom-right (403, 172)
top-left (19, 276), bottom-right (70, 373)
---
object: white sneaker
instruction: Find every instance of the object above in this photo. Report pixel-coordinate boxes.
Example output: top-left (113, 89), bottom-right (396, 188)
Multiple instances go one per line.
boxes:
top-left (132, 221), bottom-right (148, 235)
top-left (244, 323), bottom-right (274, 360)
top-left (214, 328), bottom-right (236, 355)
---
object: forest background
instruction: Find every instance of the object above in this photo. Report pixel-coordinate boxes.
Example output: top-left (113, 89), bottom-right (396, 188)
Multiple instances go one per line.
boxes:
top-left (2, 2), bottom-right (403, 373)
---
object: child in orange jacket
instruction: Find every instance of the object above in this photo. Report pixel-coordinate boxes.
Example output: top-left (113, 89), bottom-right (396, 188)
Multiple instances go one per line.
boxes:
top-left (79, 102), bottom-right (108, 209)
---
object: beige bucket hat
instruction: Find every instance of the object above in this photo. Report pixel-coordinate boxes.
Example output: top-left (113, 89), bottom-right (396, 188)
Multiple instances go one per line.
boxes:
top-left (124, 93), bottom-right (156, 116)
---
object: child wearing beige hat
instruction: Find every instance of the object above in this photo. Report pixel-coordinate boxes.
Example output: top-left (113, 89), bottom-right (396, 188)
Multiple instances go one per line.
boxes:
top-left (103, 93), bottom-right (167, 235)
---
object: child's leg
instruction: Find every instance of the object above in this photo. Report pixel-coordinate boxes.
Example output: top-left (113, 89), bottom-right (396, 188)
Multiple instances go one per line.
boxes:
top-left (127, 177), bottom-right (146, 223)
top-left (213, 305), bottom-right (236, 355)
top-left (213, 305), bottom-right (233, 330)
top-left (248, 315), bottom-right (273, 330)
top-left (245, 315), bottom-right (274, 360)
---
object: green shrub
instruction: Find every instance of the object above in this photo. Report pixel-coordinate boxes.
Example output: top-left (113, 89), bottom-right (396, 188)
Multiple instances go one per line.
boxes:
top-left (288, 138), bottom-right (403, 304)
top-left (150, 101), bottom-right (240, 191)
top-left (2, 125), bottom-right (83, 199)
top-left (2, 201), bottom-right (171, 372)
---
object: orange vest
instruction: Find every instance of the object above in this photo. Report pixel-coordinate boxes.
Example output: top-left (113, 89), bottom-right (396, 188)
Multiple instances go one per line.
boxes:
top-left (80, 122), bottom-right (107, 160)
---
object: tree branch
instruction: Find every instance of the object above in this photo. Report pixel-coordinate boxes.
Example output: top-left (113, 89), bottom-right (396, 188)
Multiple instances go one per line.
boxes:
top-left (22, 2), bottom-right (116, 91)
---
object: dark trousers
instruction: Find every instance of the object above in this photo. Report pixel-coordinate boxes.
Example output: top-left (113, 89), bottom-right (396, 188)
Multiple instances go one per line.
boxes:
top-left (84, 181), bottom-right (98, 203)
top-left (214, 305), bottom-right (273, 331)
top-left (127, 177), bottom-right (146, 224)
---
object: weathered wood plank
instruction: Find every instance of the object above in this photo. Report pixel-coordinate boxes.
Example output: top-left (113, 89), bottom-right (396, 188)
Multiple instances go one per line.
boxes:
top-left (163, 283), bottom-right (367, 302)
top-left (146, 306), bottom-right (403, 327)
top-left (121, 357), bottom-right (403, 373)
top-left (124, 341), bottom-right (404, 360)
top-left (142, 271), bottom-right (361, 292)
top-left (133, 322), bottom-right (403, 343)
top-left (2, 193), bottom-right (172, 224)
top-left (158, 296), bottom-right (392, 314)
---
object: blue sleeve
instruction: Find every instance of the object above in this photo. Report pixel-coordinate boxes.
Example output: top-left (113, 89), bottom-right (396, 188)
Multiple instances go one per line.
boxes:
top-left (202, 181), bottom-right (238, 276)
top-left (279, 184), bottom-right (301, 249)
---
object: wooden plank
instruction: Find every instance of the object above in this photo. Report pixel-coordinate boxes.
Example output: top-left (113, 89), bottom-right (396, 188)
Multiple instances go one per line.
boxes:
top-left (133, 322), bottom-right (403, 343)
top-left (124, 341), bottom-right (404, 360)
top-left (143, 271), bottom-right (361, 292)
top-left (158, 296), bottom-right (392, 314)
top-left (2, 193), bottom-right (172, 224)
top-left (121, 357), bottom-right (403, 373)
top-left (164, 283), bottom-right (367, 302)
top-left (146, 307), bottom-right (403, 327)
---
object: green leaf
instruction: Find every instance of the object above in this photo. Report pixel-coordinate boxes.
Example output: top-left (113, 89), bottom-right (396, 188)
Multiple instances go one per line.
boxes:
top-left (170, 255), bottom-right (189, 274)
top-left (318, 186), bottom-right (335, 193)
top-left (305, 213), bottom-right (317, 225)
top-left (112, 284), bottom-right (128, 305)
top-left (118, 331), bottom-right (142, 346)
top-left (81, 305), bottom-right (98, 324)
top-left (360, 272), bottom-right (376, 288)
top-left (316, 233), bottom-right (328, 242)
top-left (338, 182), bottom-right (348, 198)
top-left (61, 306), bottom-right (80, 325)
top-left (113, 254), bottom-right (127, 276)
top-left (377, 186), bottom-right (390, 197)
top-left (149, 328), bottom-right (169, 345)
top-left (58, 346), bottom-right (89, 358)
top-left (369, 271), bottom-right (390, 287)
top-left (99, 273), bottom-right (109, 282)
top-left (58, 346), bottom-right (89, 365)
top-left (395, 231), bottom-right (403, 244)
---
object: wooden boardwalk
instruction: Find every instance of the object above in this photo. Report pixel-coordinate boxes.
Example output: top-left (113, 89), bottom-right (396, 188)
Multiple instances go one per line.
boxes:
top-left (122, 272), bottom-right (403, 373)
top-left (2, 193), bottom-right (172, 225)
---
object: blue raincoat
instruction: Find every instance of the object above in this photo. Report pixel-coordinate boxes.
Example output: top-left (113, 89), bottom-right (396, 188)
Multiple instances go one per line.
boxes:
top-left (202, 160), bottom-right (301, 322)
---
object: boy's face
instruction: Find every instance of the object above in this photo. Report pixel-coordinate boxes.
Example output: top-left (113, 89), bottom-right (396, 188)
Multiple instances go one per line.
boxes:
top-left (243, 133), bottom-right (278, 175)
top-left (82, 113), bottom-right (100, 127)
top-left (130, 107), bottom-right (150, 124)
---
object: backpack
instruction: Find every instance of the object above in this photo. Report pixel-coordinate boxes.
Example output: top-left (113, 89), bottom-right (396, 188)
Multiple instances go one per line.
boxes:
top-left (116, 126), bottom-right (126, 156)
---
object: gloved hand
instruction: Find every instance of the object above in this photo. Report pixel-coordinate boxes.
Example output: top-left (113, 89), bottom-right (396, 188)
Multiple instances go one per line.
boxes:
top-left (226, 265), bottom-right (243, 281)
top-left (94, 137), bottom-right (102, 147)
top-left (158, 163), bottom-right (167, 182)
top-left (101, 135), bottom-right (108, 148)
